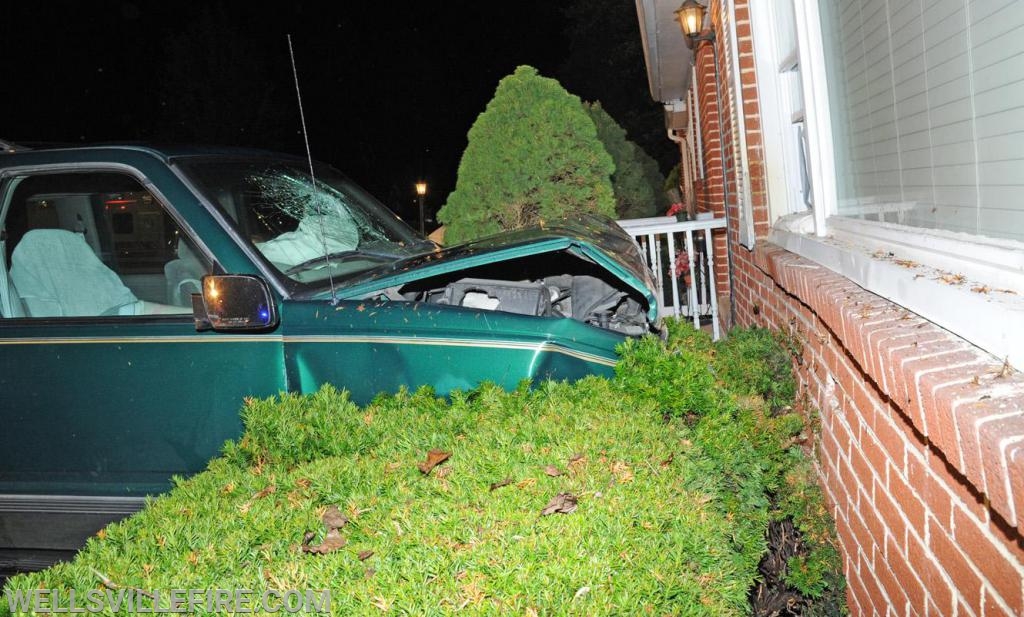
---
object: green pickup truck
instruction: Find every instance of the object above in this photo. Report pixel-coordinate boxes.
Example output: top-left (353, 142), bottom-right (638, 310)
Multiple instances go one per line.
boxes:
top-left (0, 143), bottom-right (659, 572)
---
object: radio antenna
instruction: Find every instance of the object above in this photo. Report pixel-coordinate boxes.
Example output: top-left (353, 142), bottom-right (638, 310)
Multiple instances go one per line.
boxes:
top-left (288, 34), bottom-right (337, 301)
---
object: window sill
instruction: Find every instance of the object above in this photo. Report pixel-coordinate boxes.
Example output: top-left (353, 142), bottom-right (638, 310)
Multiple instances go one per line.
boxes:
top-left (770, 213), bottom-right (1024, 370)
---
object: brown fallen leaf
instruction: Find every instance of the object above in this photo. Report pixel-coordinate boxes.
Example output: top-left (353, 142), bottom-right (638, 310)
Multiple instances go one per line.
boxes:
top-left (490, 478), bottom-right (513, 491)
top-left (610, 461), bottom-right (634, 483)
top-left (302, 528), bottom-right (347, 555)
top-left (659, 453), bottom-right (675, 468)
top-left (252, 484), bottom-right (276, 500)
top-left (417, 449), bottom-right (452, 475)
top-left (322, 505), bottom-right (349, 530)
top-left (568, 452), bottom-right (585, 464)
top-left (294, 478), bottom-right (312, 490)
top-left (358, 550), bottom-right (374, 561)
top-left (540, 492), bottom-right (578, 516)
top-left (543, 465), bottom-right (564, 477)
top-left (302, 530), bottom-right (317, 545)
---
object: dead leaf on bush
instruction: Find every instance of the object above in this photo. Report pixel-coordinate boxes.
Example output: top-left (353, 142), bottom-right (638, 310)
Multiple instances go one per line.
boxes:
top-left (358, 550), bottom-right (374, 561)
top-left (610, 461), bottom-right (634, 483)
top-left (489, 478), bottom-right (513, 491)
top-left (516, 478), bottom-right (536, 489)
top-left (252, 484), bottom-right (276, 500)
top-left (659, 453), bottom-right (675, 468)
top-left (417, 449), bottom-right (451, 475)
top-left (302, 528), bottom-right (347, 555)
top-left (322, 505), bottom-right (349, 530)
top-left (540, 492), bottom-right (578, 516)
top-left (294, 478), bottom-right (312, 490)
top-left (543, 465), bottom-right (564, 477)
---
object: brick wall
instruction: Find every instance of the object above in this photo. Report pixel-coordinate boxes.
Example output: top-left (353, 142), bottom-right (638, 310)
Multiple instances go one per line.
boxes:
top-left (686, 0), bottom-right (1024, 614)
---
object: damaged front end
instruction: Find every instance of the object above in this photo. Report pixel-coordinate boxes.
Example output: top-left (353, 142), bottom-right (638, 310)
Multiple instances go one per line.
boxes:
top-left (329, 217), bottom-right (662, 337)
top-left (180, 158), bottom-right (659, 339)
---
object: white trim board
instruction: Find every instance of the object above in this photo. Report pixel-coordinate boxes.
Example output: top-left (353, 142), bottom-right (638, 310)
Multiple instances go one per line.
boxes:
top-left (771, 213), bottom-right (1024, 369)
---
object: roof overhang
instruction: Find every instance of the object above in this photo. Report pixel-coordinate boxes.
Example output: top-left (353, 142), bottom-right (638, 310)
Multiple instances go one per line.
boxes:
top-left (635, 0), bottom-right (695, 107)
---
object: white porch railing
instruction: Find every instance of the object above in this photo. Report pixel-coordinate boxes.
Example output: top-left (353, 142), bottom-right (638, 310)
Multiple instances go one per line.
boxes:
top-left (617, 215), bottom-right (727, 340)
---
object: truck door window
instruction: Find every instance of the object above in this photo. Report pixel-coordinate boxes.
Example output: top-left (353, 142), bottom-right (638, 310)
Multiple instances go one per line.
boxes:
top-left (0, 171), bottom-right (210, 318)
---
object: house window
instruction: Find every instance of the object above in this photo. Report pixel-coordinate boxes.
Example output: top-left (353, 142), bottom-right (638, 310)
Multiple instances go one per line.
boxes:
top-left (820, 0), bottom-right (1024, 243)
top-left (752, 0), bottom-right (1024, 368)
top-left (750, 0), bottom-right (832, 226)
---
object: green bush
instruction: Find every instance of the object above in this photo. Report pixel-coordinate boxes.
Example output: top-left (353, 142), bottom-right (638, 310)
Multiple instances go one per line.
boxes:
top-left (2, 323), bottom-right (843, 616)
top-left (584, 102), bottom-right (667, 219)
top-left (714, 327), bottom-right (797, 413)
top-left (438, 66), bottom-right (616, 244)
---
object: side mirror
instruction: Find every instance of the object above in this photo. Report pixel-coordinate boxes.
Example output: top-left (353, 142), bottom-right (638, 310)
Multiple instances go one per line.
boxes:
top-left (192, 274), bottom-right (278, 332)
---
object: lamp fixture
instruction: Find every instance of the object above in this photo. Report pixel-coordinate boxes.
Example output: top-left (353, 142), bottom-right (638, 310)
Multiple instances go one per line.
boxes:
top-left (674, 0), bottom-right (714, 47)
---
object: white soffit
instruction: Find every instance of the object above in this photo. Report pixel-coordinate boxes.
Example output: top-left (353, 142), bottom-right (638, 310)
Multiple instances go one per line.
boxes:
top-left (636, 0), bottom-right (694, 103)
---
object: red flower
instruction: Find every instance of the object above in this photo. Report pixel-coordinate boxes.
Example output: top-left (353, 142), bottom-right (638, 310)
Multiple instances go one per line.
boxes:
top-left (674, 250), bottom-right (690, 279)
top-left (666, 202), bottom-right (684, 217)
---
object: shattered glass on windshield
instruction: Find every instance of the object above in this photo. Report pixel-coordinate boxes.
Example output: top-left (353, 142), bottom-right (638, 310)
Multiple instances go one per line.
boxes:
top-left (180, 158), bottom-right (429, 287)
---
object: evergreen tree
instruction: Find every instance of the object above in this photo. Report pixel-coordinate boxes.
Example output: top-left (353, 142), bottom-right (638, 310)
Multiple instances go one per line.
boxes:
top-left (585, 102), bottom-right (667, 219)
top-left (438, 66), bottom-right (615, 244)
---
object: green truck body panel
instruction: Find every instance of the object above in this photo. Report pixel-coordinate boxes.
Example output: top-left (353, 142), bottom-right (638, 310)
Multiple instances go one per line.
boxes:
top-left (0, 145), bottom-right (656, 569)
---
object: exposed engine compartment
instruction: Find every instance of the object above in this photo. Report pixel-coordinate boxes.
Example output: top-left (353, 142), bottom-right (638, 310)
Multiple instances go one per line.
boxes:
top-left (365, 251), bottom-right (655, 336)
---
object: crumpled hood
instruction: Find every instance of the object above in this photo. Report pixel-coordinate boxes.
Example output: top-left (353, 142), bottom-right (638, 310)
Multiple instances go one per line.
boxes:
top-left (310, 214), bottom-right (660, 321)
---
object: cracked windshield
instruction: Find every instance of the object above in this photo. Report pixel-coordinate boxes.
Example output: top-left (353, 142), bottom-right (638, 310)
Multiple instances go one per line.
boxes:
top-left (181, 158), bottom-right (432, 287)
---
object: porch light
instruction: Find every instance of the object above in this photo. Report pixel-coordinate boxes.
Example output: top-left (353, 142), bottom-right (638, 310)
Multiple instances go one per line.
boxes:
top-left (675, 0), bottom-right (711, 43)
top-left (415, 181), bottom-right (427, 197)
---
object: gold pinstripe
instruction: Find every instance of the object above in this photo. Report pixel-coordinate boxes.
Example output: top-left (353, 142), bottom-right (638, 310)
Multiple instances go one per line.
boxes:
top-left (0, 335), bottom-right (618, 366)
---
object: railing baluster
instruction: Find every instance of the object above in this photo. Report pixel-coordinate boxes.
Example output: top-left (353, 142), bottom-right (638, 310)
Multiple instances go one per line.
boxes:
top-left (704, 227), bottom-right (720, 340)
top-left (615, 216), bottom-right (726, 339)
top-left (667, 231), bottom-right (680, 317)
top-left (684, 229), bottom-right (698, 329)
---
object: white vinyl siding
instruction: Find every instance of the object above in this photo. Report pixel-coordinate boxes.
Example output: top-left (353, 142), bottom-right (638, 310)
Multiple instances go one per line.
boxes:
top-left (819, 0), bottom-right (1024, 242)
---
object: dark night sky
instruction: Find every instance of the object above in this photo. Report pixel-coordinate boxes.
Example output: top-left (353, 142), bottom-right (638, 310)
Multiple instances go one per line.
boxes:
top-left (1, 1), bottom-right (570, 222)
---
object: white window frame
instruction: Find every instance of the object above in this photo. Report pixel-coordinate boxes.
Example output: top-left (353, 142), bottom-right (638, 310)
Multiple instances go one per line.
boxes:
top-left (750, 0), bottom-right (1024, 369)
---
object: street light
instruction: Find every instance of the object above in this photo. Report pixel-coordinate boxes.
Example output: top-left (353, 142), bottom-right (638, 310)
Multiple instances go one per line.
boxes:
top-left (415, 181), bottom-right (428, 235)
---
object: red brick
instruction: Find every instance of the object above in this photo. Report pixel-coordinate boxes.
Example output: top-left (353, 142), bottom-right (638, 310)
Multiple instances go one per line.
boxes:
top-left (887, 462), bottom-right (927, 536)
top-left (976, 413), bottom-right (1024, 527)
top-left (1011, 445), bottom-right (1024, 536)
top-left (929, 516), bottom-right (984, 611)
top-left (951, 506), bottom-right (1024, 614)
top-left (982, 589), bottom-right (1015, 617)
top-left (873, 557), bottom-right (911, 614)
top-left (907, 530), bottom-right (956, 616)
top-left (885, 532), bottom-right (926, 608)
top-left (874, 478), bottom-right (909, 548)
top-left (953, 401), bottom-right (1014, 496)
top-left (900, 349), bottom-right (982, 434)
top-left (846, 569), bottom-right (868, 616)
top-left (918, 369), bottom-right (987, 458)
top-left (872, 405), bottom-right (915, 473)
top-left (860, 564), bottom-right (895, 615)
